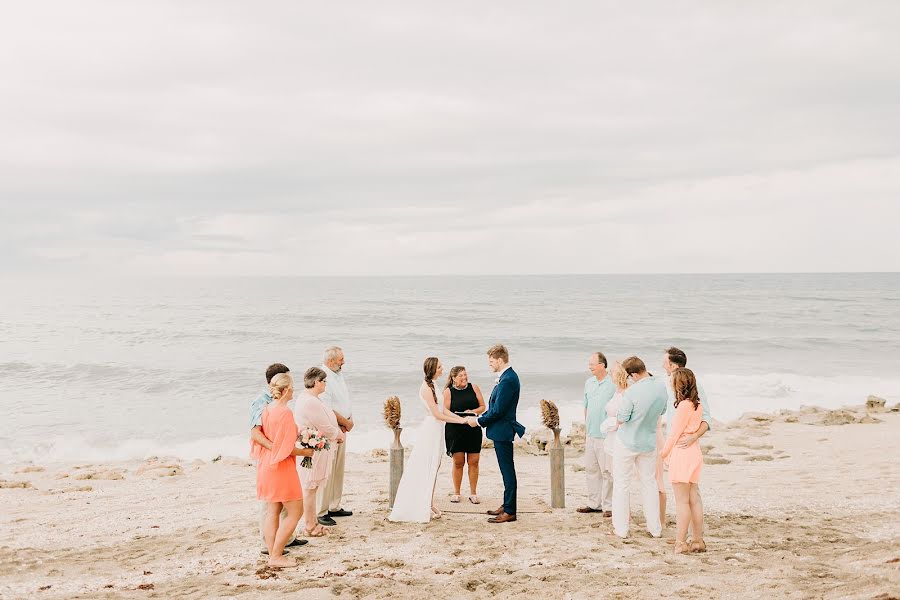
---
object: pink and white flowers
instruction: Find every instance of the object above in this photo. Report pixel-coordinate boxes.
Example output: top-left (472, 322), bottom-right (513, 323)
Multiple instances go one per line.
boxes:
top-left (297, 428), bottom-right (331, 468)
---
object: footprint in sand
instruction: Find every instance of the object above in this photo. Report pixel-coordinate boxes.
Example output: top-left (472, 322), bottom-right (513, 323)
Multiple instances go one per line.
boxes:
top-left (14, 466), bottom-right (45, 474)
top-left (747, 455), bottom-right (775, 462)
top-left (0, 479), bottom-right (34, 489)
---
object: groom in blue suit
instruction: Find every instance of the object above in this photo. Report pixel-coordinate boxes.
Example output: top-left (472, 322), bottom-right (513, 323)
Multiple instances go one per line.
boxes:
top-left (467, 344), bottom-right (526, 523)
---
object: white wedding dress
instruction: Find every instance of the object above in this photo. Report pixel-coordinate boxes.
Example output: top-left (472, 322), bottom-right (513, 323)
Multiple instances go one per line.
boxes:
top-left (388, 384), bottom-right (445, 523)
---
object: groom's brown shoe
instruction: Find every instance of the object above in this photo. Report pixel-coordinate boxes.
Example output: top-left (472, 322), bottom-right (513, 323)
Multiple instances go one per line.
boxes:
top-left (488, 512), bottom-right (517, 523)
top-left (486, 506), bottom-right (504, 516)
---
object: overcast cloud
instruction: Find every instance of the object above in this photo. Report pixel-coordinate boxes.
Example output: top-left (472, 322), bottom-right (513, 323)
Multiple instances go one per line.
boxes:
top-left (1, 1), bottom-right (899, 275)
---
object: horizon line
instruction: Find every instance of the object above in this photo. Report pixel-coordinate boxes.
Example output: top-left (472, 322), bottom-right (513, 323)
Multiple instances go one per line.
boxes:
top-left (5, 270), bottom-right (899, 278)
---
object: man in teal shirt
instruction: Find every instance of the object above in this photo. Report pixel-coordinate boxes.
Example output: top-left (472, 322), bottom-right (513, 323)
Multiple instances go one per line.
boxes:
top-left (576, 352), bottom-right (616, 516)
top-left (612, 356), bottom-right (668, 538)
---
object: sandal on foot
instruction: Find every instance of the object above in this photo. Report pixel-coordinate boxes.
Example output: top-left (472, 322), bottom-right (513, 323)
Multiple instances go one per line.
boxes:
top-left (450, 494), bottom-right (461, 503)
top-left (673, 541), bottom-right (691, 554)
top-left (430, 506), bottom-right (442, 519)
top-left (468, 495), bottom-right (480, 504)
top-left (690, 540), bottom-right (707, 553)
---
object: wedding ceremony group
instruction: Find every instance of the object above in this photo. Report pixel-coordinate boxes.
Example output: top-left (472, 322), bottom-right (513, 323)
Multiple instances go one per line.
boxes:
top-left (249, 343), bottom-right (712, 568)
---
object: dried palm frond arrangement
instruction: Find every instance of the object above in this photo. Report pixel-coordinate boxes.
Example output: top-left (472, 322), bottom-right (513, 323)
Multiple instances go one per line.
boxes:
top-left (540, 399), bottom-right (560, 430)
top-left (383, 395), bottom-right (402, 430)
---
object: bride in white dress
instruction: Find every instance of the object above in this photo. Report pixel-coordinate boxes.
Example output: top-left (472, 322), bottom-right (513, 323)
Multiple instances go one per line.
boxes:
top-left (389, 357), bottom-right (468, 523)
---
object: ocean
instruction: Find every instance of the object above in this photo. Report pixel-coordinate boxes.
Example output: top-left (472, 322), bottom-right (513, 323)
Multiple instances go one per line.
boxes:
top-left (2, 273), bottom-right (899, 465)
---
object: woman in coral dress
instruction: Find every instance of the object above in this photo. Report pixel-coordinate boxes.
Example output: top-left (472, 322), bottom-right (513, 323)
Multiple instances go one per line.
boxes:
top-left (294, 367), bottom-right (345, 537)
top-left (250, 372), bottom-right (311, 568)
top-left (660, 367), bottom-right (706, 554)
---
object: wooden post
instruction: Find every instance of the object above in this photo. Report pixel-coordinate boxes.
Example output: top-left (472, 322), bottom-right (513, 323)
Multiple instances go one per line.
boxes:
top-left (389, 427), bottom-right (404, 508)
top-left (549, 427), bottom-right (565, 508)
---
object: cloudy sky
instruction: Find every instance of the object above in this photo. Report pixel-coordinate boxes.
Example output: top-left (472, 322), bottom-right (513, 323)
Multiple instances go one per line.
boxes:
top-left (2, 1), bottom-right (898, 276)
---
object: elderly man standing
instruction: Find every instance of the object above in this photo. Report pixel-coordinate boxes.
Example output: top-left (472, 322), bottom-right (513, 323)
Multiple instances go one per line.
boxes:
top-left (576, 351), bottom-right (616, 517)
top-left (316, 346), bottom-right (354, 527)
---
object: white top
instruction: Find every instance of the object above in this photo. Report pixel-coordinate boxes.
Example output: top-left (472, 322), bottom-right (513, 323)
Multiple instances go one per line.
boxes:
top-left (320, 364), bottom-right (352, 419)
top-left (495, 364), bottom-right (512, 383)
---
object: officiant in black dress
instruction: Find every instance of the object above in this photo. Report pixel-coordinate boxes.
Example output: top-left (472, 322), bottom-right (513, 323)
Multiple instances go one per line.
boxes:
top-left (443, 366), bottom-right (487, 504)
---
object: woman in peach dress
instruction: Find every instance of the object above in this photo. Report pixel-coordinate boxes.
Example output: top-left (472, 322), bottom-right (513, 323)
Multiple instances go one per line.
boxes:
top-left (250, 372), bottom-right (311, 568)
top-left (660, 368), bottom-right (706, 554)
top-left (294, 367), bottom-right (345, 537)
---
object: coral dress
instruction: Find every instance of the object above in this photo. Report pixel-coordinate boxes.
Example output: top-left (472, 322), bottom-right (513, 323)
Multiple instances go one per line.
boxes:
top-left (660, 399), bottom-right (703, 484)
top-left (251, 404), bottom-right (302, 502)
top-left (294, 391), bottom-right (343, 490)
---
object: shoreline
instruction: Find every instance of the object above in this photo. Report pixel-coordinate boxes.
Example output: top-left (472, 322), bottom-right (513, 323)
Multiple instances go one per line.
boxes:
top-left (2, 402), bottom-right (899, 599)
top-left (6, 390), bottom-right (900, 468)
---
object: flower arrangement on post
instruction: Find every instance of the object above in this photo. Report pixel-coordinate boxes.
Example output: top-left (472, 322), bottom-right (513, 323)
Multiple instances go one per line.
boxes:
top-left (297, 428), bottom-right (331, 468)
top-left (383, 395), bottom-right (404, 508)
top-left (540, 399), bottom-right (565, 508)
top-left (383, 395), bottom-right (401, 430)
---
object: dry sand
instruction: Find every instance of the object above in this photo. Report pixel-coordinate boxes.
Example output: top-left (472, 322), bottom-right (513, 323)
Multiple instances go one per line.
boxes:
top-left (1, 403), bottom-right (898, 599)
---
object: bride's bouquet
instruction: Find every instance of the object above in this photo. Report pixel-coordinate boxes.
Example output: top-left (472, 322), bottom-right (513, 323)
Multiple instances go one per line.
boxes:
top-left (297, 428), bottom-right (331, 468)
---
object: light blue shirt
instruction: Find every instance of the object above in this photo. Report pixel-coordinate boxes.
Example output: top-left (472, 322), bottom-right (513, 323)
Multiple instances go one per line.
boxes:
top-left (249, 389), bottom-right (272, 429)
top-left (665, 378), bottom-right (712, 430)
top-left (584, 374), bottom-right (615, 439)
top-left (616, 376), bottom-right (668, 453)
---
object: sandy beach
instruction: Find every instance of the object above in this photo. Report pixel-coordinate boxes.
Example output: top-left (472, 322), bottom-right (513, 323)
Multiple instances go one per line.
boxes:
top-left (2, 402), bottom-right (898, 600)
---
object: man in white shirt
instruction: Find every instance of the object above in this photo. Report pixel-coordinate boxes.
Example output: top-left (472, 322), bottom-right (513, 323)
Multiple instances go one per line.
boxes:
top-left (316, 346), bottom-right (354, 526)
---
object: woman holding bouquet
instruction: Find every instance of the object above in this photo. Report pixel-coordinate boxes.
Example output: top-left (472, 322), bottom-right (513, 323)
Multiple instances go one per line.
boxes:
top-left (250, 372), bottom-right (313, 568)
top-left (295, 367), bottom-right (344, 537)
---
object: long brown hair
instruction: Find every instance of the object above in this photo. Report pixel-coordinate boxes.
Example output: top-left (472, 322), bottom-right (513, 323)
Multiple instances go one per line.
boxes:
top-left (423, 357), bottom-right (439, 404)
top-left (672, 367), bottom-right (700, 411)
top-left (445, 366), bottom-right (466, 389)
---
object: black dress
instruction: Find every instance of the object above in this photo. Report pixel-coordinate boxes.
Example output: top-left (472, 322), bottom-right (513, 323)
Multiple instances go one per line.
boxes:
top-left (445, 383), bottom-right (483, 455)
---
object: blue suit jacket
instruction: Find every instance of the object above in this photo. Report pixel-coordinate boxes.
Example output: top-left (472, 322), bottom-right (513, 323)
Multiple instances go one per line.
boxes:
top-left (478, 367), bottom-right (526, 442)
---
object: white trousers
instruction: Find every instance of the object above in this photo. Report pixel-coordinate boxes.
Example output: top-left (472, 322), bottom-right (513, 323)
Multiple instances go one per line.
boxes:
top-left (612, 437), bottom-right (661, 538)
top-left (317, 439), bottom-right (347, 517)
top-left (583, 437), bottom-right (613, 511)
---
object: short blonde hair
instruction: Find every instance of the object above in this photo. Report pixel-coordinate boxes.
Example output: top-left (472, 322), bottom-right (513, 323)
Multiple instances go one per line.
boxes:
top-left (486, 344), bottom-right (509, 362)
top-left (269, 373), bottom-right (293, 401)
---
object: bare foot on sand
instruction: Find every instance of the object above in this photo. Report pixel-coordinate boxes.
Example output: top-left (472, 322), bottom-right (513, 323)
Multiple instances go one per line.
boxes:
top-left (268, 555), bottom-right (297, 568)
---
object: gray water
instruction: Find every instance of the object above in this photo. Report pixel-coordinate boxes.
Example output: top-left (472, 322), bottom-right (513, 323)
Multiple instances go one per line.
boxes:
top-left (2, 273), bottom-right (898, 464)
